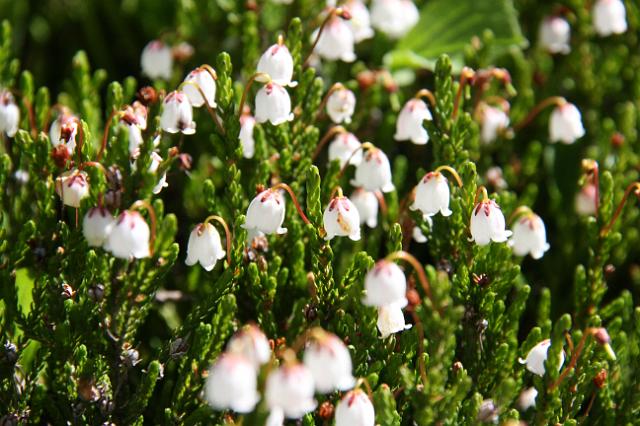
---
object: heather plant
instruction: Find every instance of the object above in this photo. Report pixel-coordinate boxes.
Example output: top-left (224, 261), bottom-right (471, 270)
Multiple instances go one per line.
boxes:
top-left (1, 0), bottom-right (640, 425)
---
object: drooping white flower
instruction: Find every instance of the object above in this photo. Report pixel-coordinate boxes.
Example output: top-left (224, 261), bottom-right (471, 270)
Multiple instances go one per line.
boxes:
top-left (185, 223), bottom-right (226, 271)
top-left (82, 207), bottom-right (115, 247)
top-left (227, 324), bottom-right (271, 369)
top-left (323, 195), bottom-right (361, 241)
top-left (592, 0), bottom-right (627, 36)
top-left (55, 169), bottom-right (90, 208)
top-left (104, 211), bottom-right (151, 259)
top-left (480, 105), bottom-right (510, 144)
top-left (239, 112), bottom-right (256, 159)
top-left (49, 109), bottom-right (78, 153)
top-left (394, 98), bottom-right (432, 145)
top-left (312, 15), bottom-right (356, 62)
top-left (335, 389), bottom-right (375, 426)
top-left (509, 212), bottom-right (550, 259)
top-left (160, 91), bottom-right (196, 135)
top-left (205, 353), bottom-right (260, 413)
top-left (517, 387), bottom-right (538, 411)
top-left (243, 189), bottom-right (287, 235)
top-left (377, 303), bottom-right (412, 338)
top-left (147, 152), bottom-right (168, 195)
top-left (257, 42), bottom-right (297, 87)
top-left (131, 101), bottom-right (148, 130)
top-left (549, 102), bottom-right (585, 144)
top-left (183, 66), bottom-right (217, 108)
top-left (523, 339), bottom-right (565, 376)
top-left (328, 131), bottom-right (363, 167)
top-left (255, 82), bottom-right (294, 126)
top-left (370, 0), bottom-right (419, 39)
top-left (141, 40), bottom-right (173, 80)
top-left (539, 16), bottom-right (571, 54)
top-left (362, 260), bottom-right (408, 308)
top-left (303, 331), bottom-right (355, 393)
top-left (469, 199), bottom-right (512, 246)
top-left (575, 183), bottom-right (597, 216)
top-left (326, 86), bottom-right (356, 124)
top-left (0, 90), bottom-right (19, 137)
top-left (350, 188), bottom-right (378, 228)
top-left (411, 171), bottom-right (452, 218)
top-left (265, 362), bottom-right (317, 419)
top-left (351, 147), bottom-right (395, 193)
top-left (345, 0), bottom-right (374, 42)
top-left (127, 124), bottom-right (144, 158)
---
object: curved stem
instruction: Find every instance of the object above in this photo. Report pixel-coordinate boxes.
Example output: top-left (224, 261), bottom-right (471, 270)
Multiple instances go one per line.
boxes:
top-left (434, 165), bottom-right (463, 187)
top-left (582, 159), bottom-right (599, 219)
top-left (203, 215), bottom-right (233, 266)
top-left (312, 125), bottom-right (346, 161)
top-left (374, 190), bottom-right (388, 217)
top-left (97, 108), bottom-right (122, 162)
top-left (513, 96), bottom-right (566, 131)
top-left (303, 8), bottom-right (349, 67)
top-left (277, 34), bottom-right (284, 46)
top-left (130, 200), bottom-right (157, 257)
top-left (409, 310), bottom-right (428, 386)
top-left (600, 182), bottom-right (640, 236)
top-left (271, 183), bottom-right (311, 225)
top-left (329, 186), bottom-right (344, 200)
top-left (178, 81), bottom-right (226, 136)
top-left (385, 251), bottom-right (433, 303)
top-left (355, 377), bottom-right (374, 401)
top-left (508, 206), bottom-right (534, 224)
top-left (474, 186), bottom-right (489, 205)
top-left (200, 64), bottom-right (218, 80)
top-left (336, 142), bottom-right (375, 179)
top-left (452, 67), bottom-right (475, 120)
top-left (238, 72), bottom-right (272, 117)
top-left (316, 82), bottom-right (345, 121)
top-left (414, 89), bottom-right (436, 108)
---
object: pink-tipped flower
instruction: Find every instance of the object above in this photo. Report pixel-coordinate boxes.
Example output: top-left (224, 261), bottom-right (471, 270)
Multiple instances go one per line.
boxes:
top-left (377, 304), bottom-right (412, 338)
top-left (257, 43), bottom-right (297, 87)
top-left (335, 389), bottom-right (375, 426)
top-left (83, 207), bottom-right (115, 247)
top-left (265, 362), bottom-right (317, 419)
top-left (411, 172), bottom-right (452, 218)
top-left (351, 148), bottom-right (395, 193)
top-left (371, 0), bottom-right (419, 39)
top-left (470, 199), bottom-right (512, 246)
top-left (183, 67), bottom-right (217, 108)
top-left (394, 98), bottom-right (432, 145)
top-left (350, 188), bottom-right (379, 228)
top-left (141, 40), bottom-right (173, 80)
top-left (255, 82), bottom-right (294, 126)
top-left (104, 211), bottom-right (150, 259)
top-left (575, 183), bottom-right (597, 216)
top-left (303, 332), bottom-right (355, 393)
top-left (0, 90), bottom-right (19, 137)
top-left (227, 324), bottom-right (271, 369)
top-left (326, 87), bottom-right (356, 124)
top-left (362, 260), bottom-right (407, 308)
top-left (509, 213), bottom-right (550, 259)
top-left (593, 0), bottom-right (627, 37)
top-left (312, 15), bottom-right (356, 62)
top-left (239, 112), bottom-right (256, 159)
top-left (55, 169), bottom-right (89, 208)
top-left (539, 16), bottom-right (571, 54)
top-left (323, 195), bottom-right (361, 241)
top-left (549, 102), bottom-right (585, 144)
top-left (205, 353), bottom-right (260, 413)
top-left (328, 132), bottom-right (363, 167)
top-left (243, 189), bottom-right (287, 235)
top-left (480, 105), bottom-right (510, 144)
top-left (160, 91), bottom-right (196, 135)
top-left (522, 339), bottom-right (565, 376)
top-left (345, 0), bottom-right (374, 42)
top-left (185, 223), bottom-right (225, 271)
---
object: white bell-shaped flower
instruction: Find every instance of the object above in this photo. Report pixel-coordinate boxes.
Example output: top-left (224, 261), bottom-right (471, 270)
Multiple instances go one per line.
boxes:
top-left (362, 260), bottom-right (408, 308)
top-left (351, 148), bottom-right (395, 193)
top-left (239, 112), bottom-right (256, 159)
top-left (328, 131), bottom-right (362, 167)
top-left (255, 82), bottom-right (294, 126)
top-left (265, 362), bottom-right (317, 419)
top-left (394, 98), bottom-right (432, 145)
top-left (371, 0), bottom-right (419, 39)
top-left (303, 331), bottom-right (355, 393)
top-left (377, 303), bottom-right (412, 338)
top-left (0, 90), bottom-right (19, 137)
top-left (575, 183), bottom-right (597, 216)
top-left (480, 105), bottom-right (510, 144)
top-left (50, 111), bottom-right (78, 154)
top-left (266, 408), bottom-right (285, 426)
top-left (335, 389), bottom-right (375, 426)
top-left (160, 91), bottom-right (196, 135)
top-left (127, 124), bottom-right (143, 158)
top-left (323, 195), bottom-right (361, 241)
top-left (312, 15), bottom-right (356, 62)
top-left (104, 211), bottom-right (151, 259)
top-left (227, 324), bottom-right (271, 369)
top-left (350, 188), bottom-right (378, 228)
top-left (509, 213), bottom-right (550, 259)
top-left (411, 172), bottom-right (452, 218)
top-left (257, 41), bottom-right (297, 87)
top-left (523, 339), bottom-right (565, 376)
top-left (549, 102), bottom-right (585, 144)
top-left (55, 169), bottom-right (90, 208)
top-left (205, 353), bottom-right (260, 413)
top-left (82, 207), bottom-right (115, 247)
top-left (147, 152), bottom-right (168, 195)
top-left (517, 387), bottom-right (538, 411)
top-left (185, 223), bottom-right (225, 271)
top-left (141, 40), bottom-right (173, 80)
top-left (593, 0), bottom-right (627, 36)
top-left (131, 101), bottom-right (148, 130)
top-left (183, 67), bottom-right (217, 108)
top-left (539, 16), bottom-right (571, 54)
top-left (470, 199), bottom-right (512, 246)
top-left (326, 86), bottom-right (356, 124)
top-left (243, 189), bottom-right (287, 235)
top-left (345, 0), bottom-right (374, 42)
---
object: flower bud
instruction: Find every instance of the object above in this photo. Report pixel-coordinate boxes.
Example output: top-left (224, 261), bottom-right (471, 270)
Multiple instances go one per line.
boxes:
top-left (104, 211), bottom-right (151, 259)
top-left (335, 389), bottom-right (375, 426)
top-left (147, 152), bottom-right (168, 195)
top-left (141, 40), bottom-right (173, 80)
top-left (470, 199), bottom-right (512, 246)
top-left (257, 43), bottom-right (297, 87)
top-left (371, 0), bottom-right (419, 39)
top-left (243, 189), bottom-right (287, 235)
top-left (351, 148), bottom-right (395, 193)
top-left (509, 212), bottom-right (550, 259)
top-left (362, 260), bottom-right (408, 308)
top-left (83, 207), bottom-right (115, 247)
top-left (413, 226), bottom-right (428, 243)
top-left (394, 98), bottom-right (432, 145)
top-left (227, 324), bottom-right (271, 369)
top-left (480, 105), bottom-right (510, 144)
top-left (303, 332), bottom-right (355, 393)
top-left (0, 90), bottom-right (19, 137)
top-left (516, 387), bottom-right (538, 411)
top-left (345, 0), bottom-right (374, 42)
top-left (239, 112), bottom-right (256, 159)
top-left (549, 102), bottom-right (585, 144)
top-left (205, 353), bottom-right (260, 413)
top-left (323, 195), bottom-right (361, 241)
top-left (523, 339), bottom-right (565, 376)
top-left (326, 87), bottom-right (356, 124)
top-left (255, 82), bottom-right (294, 126)
top-left (55, 169), bottom-right (90, 208)
top-left (477, 399), bottom-right (498, 423)
top-left (328, 132), bottom-right (363, 167)
top-left (160, 91), bottom-right (196, 135)
top-left (312, 16), bottom-right (356, 62)
top-left (575, 183), bottom-right (597, 216)
top-left (185, 223), bottom-right (225, 271)
top-left (539, 16), bottom-right (571, 54)
top-left (593, 0), bottom-right (627, 37)
top-left (183, 67), bottom-right (217, 108)
top-left (266, 362), bottom-right (317, 419)
top-left (350, 188), bottom-right (378, 228)
top-left (411, 172), bottom-right (452, 218)
top-left (377, 303), bottom-right (411, 338)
